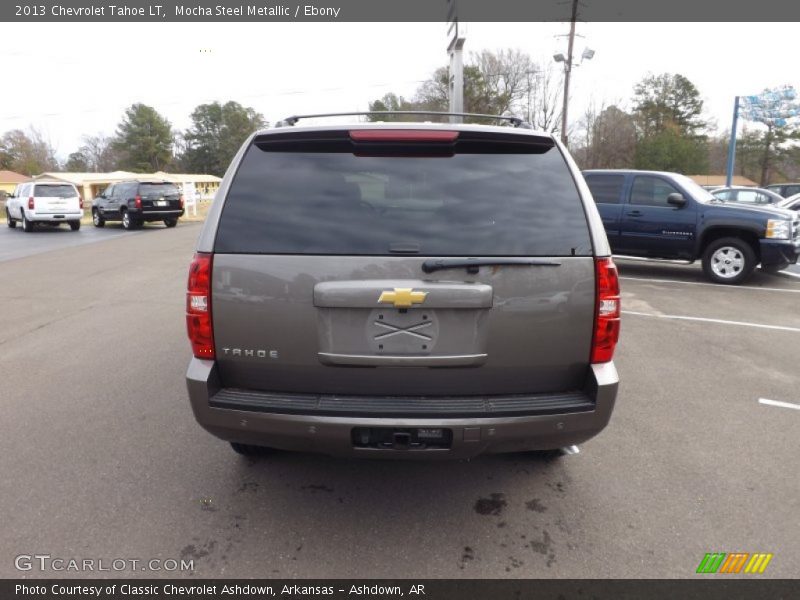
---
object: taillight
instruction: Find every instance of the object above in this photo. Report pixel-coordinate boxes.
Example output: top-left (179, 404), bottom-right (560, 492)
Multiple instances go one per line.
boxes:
top-left (28, 197), bottom-right (34, 209)
top-left (349, 130), bottom-right (459, 142)
top-left (179, 195), bottom-right (184, 208)
top-left (79, 196), bottom-right (84, 209)
top-left (186, 253), bottom-right (214, 359)
top-left (591, 257), bottom-right (621, 364)
top-left (134, 195), bottom-right (142, 209)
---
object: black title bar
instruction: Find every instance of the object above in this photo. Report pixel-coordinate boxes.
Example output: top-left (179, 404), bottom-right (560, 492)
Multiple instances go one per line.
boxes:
top-left (3, 0), bottom-right (800, 22)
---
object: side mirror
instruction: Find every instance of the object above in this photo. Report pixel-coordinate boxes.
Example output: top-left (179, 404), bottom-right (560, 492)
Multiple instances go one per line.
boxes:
top-left (667, 193), bottom-right (687, 208)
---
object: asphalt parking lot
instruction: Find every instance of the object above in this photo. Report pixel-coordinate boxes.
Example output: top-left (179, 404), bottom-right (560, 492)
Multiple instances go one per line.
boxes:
top-left (1, 222), bottom-right (798, 579)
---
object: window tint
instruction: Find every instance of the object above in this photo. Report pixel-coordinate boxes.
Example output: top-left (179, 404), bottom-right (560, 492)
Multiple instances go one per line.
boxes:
top-left (215, 143), bottom-right (592, 256)
top-left (139, 183), bottom-right (180, 196)
top-left (630, 176), bottom-right (681, 207)
top-left (584, 174), bottom-right (624, 204)
top-left (784, 186), bottom-right (800, 197)
top-left (118, 183), bottom-right (137, 197)
top-left (34, 184), bottom-right (76, 198)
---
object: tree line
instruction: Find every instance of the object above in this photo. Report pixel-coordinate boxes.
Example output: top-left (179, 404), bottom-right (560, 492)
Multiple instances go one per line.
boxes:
top-left (2, 49), bottom-right (798, 185)
top-left (0, 100), bottom-right (266, 178)
top-left (367, 52), bottom-right (800, 186)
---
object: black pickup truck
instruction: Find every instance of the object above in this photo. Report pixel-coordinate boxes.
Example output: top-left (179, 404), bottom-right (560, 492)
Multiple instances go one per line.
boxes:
top-left (582, 170), bottom-right (800, 284)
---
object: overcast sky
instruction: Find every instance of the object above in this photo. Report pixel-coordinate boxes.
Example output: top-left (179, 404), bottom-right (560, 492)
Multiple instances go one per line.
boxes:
top-left (2, 22), bottom-right (797, 159)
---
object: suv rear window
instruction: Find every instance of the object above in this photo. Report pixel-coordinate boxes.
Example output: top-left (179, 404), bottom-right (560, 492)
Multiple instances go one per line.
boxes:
top-left (138, 183), bottom-right (180, 196)
top-left (34, 184), bottom-right (76, 197)
top-left (215, 136), bottom-right (592, 256)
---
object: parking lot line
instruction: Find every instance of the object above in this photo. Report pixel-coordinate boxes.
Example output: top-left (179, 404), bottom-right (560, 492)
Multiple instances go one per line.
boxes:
top-left (758, 398), bottom-right (800, 411)
top-left (622, 310), bottom-right (800, 333)
top-left (779, 270), bottom-right (800, 279)
top-left (619, 276), bottom-right (800, 294)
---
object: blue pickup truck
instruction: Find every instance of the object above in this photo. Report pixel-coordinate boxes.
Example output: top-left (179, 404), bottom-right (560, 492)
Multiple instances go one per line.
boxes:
top-left (582, 170), bottom-right (800, 284)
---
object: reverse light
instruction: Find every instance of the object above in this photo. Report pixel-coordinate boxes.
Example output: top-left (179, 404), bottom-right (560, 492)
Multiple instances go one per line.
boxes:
top-left (765, 219), bottom-right (792, 240)
top-left (591, 257), bottom-right (621, 364)
top-left (186, 253), bottom-right (215, 359)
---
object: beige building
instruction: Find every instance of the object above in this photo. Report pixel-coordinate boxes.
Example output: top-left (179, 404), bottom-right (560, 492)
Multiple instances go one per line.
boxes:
top-left (0, 170), bottom-right (28, 197)
top-left (686, 174), bottom-right (758, 188)
top-left (31, 171), bottom-right (222, 202)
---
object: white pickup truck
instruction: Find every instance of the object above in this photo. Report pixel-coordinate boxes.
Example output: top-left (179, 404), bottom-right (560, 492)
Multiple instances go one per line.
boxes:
top-left (6, 181), bottom-right (83, 232)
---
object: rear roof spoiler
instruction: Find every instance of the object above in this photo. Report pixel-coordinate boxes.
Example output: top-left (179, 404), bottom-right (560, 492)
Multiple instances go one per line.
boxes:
top-left (275, 111), bottom-right (532, 129)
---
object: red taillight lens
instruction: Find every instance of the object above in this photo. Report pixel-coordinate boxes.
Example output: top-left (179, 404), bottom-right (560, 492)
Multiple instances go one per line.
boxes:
top-left (186, 253), bottom-right (214, 359)
top-left (591, 257), bottom-right (621, 364)
top-left (135, 195), bottom-right (142, 209)
top-left (349, 129), bottom-right (459, 142)
top-left (79, 196), bottom-right (84, 209)
top-left (28, 197), bottom-right (34, 209)
top-left (179, 195), bottom-right (184, 208)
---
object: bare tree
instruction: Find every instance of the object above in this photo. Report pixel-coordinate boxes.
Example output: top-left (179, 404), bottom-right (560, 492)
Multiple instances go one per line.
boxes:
top-left (79, 134), bottom-right (119, 172)
top-left (365, 48), bottom-right (563, 131)
top-left (0, 127), bottom-right (59, 175)
top-left (573, 101), bottom-right (637, 169)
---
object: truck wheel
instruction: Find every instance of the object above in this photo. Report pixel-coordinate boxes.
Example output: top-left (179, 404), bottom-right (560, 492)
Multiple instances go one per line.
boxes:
top-left (22, 212), bottom-right (34, 232)
top-left (92, 209), bottom-right (105, 227)
top-left (121, 210), bottom-right (136, 230)
top-left (6, 209), bottom-right (15, 228)
top-left (164, 217), bottom-right (178, 228)
top-left (69, 220), bottom-right (81, 231)
top-left (230, 442), bottom-right (271, 456)
top-left (701, 237), bottom-right (756, 284)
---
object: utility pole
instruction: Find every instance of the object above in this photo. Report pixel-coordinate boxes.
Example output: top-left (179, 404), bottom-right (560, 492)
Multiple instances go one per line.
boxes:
top-left (446, 0), bottom-right (466, 122)
top-left (560, 0), bottom-right (579, 146)
top-left (724, 96), bottom-right (740, 187)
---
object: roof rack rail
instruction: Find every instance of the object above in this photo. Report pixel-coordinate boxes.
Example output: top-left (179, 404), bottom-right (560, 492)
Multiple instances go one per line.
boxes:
top-left (274, 111), bottom-right (532, 129)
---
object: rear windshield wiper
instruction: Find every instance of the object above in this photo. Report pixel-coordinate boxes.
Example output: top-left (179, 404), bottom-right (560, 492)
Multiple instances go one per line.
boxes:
top-left (421, 258), bottom-right (562, 274)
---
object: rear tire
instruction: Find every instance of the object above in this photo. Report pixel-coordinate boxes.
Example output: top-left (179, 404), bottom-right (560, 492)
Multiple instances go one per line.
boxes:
top-left (701, 237), bottom-right (756, 284)
top-left (230, 442), bottom-right (271, 457)
top-left (69, 220), bottom-right (80, 231)
top-left (121, 210), bottom-right (136, 230)
top-left (22, 211), bottom-right (34, 232)
top-left (164, 217), bottom-right (178, 228)
top-left (92, 209), bottom-right (105, 228)
top-left (6, 209), bottom-right (15, 228)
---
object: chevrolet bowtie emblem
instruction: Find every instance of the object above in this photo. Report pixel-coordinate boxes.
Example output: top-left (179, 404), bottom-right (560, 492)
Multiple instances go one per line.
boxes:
top-left (378, 288), bottom-right (428, 309)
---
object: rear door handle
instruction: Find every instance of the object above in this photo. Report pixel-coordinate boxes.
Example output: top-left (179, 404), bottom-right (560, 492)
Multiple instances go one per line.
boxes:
top-left (626, 210), bottom-right (643, 217)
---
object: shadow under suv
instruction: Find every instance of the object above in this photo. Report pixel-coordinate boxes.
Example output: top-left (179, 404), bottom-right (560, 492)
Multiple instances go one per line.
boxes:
top-left (185, 113), bottom-right (620, 459)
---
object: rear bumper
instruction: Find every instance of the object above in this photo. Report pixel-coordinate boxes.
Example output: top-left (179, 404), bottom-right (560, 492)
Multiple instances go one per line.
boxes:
top-left (186, 359), bottom-right (619, 459)
top-left (131, 208), bottom-right (184, 221)
top-left (760, 238), bottom-right (800, 266)
top-left (26, 210), bottom-right (82, 221)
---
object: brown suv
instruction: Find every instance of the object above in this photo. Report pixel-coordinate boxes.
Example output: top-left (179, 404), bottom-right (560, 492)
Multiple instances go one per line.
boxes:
top-left (185, 112), bottom-right (620, 459)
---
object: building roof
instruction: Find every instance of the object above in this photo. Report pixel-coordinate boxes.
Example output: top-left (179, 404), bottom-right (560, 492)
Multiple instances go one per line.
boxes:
top-left (686, 174), bottom-right (758, 187)
top-left (0, 170), bottom-right (29, 184)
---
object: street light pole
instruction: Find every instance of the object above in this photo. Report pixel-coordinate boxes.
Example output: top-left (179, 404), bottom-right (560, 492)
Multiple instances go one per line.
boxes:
top-left (724, 96), bottom-right (740, 188)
